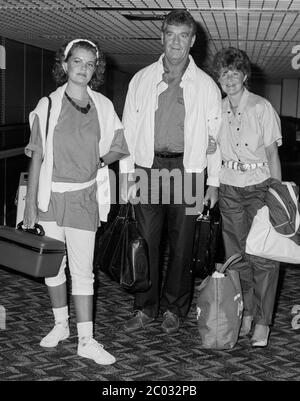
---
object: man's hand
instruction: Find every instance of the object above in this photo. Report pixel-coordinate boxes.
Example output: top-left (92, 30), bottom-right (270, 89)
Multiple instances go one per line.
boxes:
top-left (120, 173), bottom-right (137, 202)
top-left (203, 185), bottom-right (219, 209)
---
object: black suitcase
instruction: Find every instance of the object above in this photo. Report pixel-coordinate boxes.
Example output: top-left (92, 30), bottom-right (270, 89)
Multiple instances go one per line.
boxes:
top-left (0, 223), bottom-right (65, 278)
top-left (191, 204), bottom-right (224, 279)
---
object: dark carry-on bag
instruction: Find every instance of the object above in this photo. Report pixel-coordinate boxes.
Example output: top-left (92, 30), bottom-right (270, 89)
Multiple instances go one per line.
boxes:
top-left (94, 203), bottom-right (151, 293)
top-left (191, 204), bottom-right (224, 279)
top-left (196, 253), bottom-right (243, 350)
top-left (0, 222), bottom-right (65, 278)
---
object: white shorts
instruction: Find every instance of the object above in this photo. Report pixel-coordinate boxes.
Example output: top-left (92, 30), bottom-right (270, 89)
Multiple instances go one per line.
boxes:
top-left (40, 221), bottom-right (96, 295)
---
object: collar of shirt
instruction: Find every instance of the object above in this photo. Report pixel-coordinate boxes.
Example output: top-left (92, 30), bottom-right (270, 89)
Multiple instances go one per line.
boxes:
top-left (156, 54), bottom-right (195, 85)
top-left (223, 87), bottom-right (250, 117)
top-left (162, 57), bottom-right (190, 84)
top-left (155, 54), bottom-right (194, 108)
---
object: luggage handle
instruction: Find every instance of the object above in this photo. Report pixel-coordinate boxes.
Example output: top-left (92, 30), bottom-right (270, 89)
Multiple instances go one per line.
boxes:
top-left (17, 221), bottom-right (45, 236)
top-left (118, 203), bottom-right (136, 221)
top-left (217, 253), bottom-right (242, 274)
top-left (196, 202), bottom-right (211, 221)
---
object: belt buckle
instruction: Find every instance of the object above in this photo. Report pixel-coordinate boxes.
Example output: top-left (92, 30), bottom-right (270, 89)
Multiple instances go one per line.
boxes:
top-left (239, 162), bottom-right (247, 172)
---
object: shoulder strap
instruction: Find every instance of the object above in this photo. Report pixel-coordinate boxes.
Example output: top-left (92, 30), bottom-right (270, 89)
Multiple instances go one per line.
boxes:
top-left (45, 96), bottom-right (52, 139)
top-left (283, 182), bottom-right (300, 234)
top-left (269, 182), bottom-right (300, 236)
top-left (268, 187), bottom-right (290, 218)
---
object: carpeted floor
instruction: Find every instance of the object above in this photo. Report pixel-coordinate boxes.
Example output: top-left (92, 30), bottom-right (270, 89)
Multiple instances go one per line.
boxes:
top-left (0, 262), bottom-right (300, 382)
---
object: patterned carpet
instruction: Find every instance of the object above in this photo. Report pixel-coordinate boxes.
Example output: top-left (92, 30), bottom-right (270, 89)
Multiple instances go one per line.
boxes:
top-left (1, 261), bottom-right (300, 382)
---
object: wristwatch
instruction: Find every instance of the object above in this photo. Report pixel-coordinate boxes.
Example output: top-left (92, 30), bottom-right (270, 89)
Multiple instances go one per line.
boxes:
top-left (99, 157), bottom-right (106, 168)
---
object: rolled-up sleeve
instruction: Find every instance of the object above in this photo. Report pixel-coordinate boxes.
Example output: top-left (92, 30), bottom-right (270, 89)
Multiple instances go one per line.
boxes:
top-left (109, 128), bottom-right (130, 160)
top-left (261, 100), bottom-right (282, 148)
top-left (24, 115), bottom-right (43, 158)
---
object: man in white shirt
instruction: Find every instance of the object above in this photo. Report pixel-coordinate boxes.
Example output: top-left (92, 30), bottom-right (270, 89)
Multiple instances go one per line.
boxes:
top-left (120, 10), bottom-right (222, 334)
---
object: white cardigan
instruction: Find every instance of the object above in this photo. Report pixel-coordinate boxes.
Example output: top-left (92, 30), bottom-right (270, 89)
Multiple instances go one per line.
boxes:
top-left (28, 83), bottom-right (123, 222)
top-left (120, 55), bottom-right (222, 187)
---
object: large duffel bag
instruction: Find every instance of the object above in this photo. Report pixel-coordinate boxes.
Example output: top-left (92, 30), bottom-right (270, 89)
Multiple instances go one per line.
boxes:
top-left (0, 223), bottom-right (65, 278)
top-left (196, 253), bottom-right (243, 350)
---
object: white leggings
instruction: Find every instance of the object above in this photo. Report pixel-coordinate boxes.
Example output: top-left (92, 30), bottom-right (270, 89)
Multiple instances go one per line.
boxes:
top-left (41, 221), bottom-right (96, 296)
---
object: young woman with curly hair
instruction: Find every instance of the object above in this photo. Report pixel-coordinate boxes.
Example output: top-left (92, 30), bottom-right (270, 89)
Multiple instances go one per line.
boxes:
top-left (23, 39), bottom-right (129, 365)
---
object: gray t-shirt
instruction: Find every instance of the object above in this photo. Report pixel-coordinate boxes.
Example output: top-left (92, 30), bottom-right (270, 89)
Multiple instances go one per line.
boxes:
top-left (26, 95), bottom-right (129, 231)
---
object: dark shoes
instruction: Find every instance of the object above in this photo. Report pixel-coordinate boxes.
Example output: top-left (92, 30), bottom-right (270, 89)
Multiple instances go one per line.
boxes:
top-left (124, 310), bottom-right (154, 332)
top-left (124, 310), bottom-right (180, 334)
top-left (161, 310), bottom-right (180, 334)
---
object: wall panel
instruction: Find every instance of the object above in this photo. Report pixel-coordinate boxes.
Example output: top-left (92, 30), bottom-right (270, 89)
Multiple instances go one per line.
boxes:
top-left (25, 45), bottom-right (42, 119)
top-left (42, 49), bottom-right (55, 97)
top-left (281, 78), bottom-right (298, 117)
top-left (5, 39), bottom-right (24, 124)
top-left (264, 84), bottom-right (281, 114)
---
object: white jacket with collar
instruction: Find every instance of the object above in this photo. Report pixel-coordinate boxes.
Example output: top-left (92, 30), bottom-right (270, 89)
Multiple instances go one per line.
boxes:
top-left (120, 55), bottom-right (222, 187)
top-left (28, 83), bottom-right (123, 222)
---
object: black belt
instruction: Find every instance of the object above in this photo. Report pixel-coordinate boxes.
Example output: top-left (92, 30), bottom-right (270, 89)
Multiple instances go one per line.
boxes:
top-left (154, 151), bottom-right (184, 159)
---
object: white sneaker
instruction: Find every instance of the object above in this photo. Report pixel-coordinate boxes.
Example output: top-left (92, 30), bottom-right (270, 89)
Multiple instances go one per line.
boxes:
top-left (77, 338), bottom-right (116, 365)
top-left (40, 322), bottom-right (70, 348)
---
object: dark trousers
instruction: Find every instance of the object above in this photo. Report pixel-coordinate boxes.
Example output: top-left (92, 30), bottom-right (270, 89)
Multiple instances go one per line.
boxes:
top-left (133, 156), bottom-right (203, 318)
top-left (219, 179), bottom-right (280, 325)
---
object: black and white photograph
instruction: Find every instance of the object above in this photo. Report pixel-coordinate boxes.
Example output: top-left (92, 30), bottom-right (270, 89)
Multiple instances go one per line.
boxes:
top-left (0, 0), bottom-right (300, 386)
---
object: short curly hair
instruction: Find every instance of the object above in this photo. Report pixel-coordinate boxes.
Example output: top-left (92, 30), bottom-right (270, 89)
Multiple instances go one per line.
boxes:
top-left (52, 40), bottom-right (106, 90)
top-left (212, 47), bottom-right (251, 83)
top-left (161, 10), bottom-right (197, 36)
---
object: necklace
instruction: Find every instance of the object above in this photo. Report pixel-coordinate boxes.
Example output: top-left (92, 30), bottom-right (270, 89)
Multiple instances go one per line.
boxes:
top-left (65, 92), bottom-right (91, 114)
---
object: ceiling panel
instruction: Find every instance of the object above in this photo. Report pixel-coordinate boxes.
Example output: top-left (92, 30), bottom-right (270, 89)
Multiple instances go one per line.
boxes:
top-left (0, 0), bottom-right (299, 81)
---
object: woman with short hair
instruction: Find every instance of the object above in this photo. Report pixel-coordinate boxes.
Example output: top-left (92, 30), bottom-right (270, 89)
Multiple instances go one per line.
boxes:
top-left (212, 47), bottom-right (282, 347)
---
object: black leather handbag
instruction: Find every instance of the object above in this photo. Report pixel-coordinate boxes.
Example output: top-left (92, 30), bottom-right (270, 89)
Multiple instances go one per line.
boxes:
top-left (94, 204), bottom-right (151, 293)
top-left (191, 204), bottom-right (224, 279)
